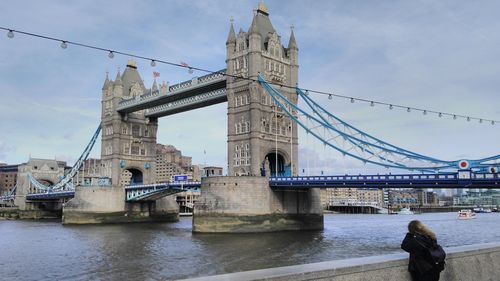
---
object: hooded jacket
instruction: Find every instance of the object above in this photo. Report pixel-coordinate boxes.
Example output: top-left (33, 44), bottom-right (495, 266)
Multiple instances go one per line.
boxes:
top-left (401, 231), bottom-right (437, 275)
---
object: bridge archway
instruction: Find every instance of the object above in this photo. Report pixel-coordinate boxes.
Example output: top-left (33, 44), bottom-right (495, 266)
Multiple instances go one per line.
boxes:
top-left (265, 152), bottom-right (289, 177)
top-left (121, 168), bottom-right (144, 186)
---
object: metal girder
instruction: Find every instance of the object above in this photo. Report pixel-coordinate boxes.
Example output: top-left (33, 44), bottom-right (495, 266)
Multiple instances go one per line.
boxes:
top-left (117, 70), bottom-right (227, 114)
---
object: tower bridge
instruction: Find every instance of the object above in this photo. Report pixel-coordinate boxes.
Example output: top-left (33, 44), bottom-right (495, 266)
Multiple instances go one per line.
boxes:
top-left (6, 1), bottom-right (499, 230)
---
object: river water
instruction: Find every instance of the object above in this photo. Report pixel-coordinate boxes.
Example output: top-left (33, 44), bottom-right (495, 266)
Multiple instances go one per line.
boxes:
top-left (1, 212), bottom-right (499, 280)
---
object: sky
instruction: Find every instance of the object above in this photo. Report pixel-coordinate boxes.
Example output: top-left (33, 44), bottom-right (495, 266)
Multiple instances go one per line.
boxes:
top-left (0, 0), bottom-right (498, 175)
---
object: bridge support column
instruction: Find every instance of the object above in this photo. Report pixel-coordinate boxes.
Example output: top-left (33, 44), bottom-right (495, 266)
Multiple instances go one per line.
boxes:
top-left (193, 176), bottom-right (323, 233)
top-left (62, 186), bottom-right (178, 224)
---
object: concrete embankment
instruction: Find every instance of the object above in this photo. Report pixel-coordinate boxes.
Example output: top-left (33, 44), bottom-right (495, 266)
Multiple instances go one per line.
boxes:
top-left (181, 242), bottom-right (500, 281)
top-left (0, 207), bottom-right (61, 219)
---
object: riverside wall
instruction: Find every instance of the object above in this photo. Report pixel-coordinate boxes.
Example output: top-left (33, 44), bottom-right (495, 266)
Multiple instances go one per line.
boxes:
top-left (182, 242), bottom-right (500, 281)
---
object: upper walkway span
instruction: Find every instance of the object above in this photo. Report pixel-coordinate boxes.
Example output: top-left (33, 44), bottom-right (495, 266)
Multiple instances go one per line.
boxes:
top-left (116, 69), bottom-right (227, 117)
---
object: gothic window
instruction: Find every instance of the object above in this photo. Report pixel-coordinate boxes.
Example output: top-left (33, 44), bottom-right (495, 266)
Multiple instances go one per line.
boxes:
top-left (243, 57), bottom-right (247, 68)
top-left (131, 145), bottom-right (140, 155)
top-left (144, 129), bottom-right (149, 137)
top-left (239, 96), bottom-right (243, 106)
top-left (244, 95), bottom-right (249, 104)
top-left (123, 145), bottom-right (129, 154)
top-left (235, 145), bottom-right (239, 151)
top-left (234, 96), bottom-right (239, 107)
top-left (140, 148), bottom-right (146, 156)
top-left (122, 126), bottom-right (128, 135)
top-left (132, 125), bottom-right (140, 137)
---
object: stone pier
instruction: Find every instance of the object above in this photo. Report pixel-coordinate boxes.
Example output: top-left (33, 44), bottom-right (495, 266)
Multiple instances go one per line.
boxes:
top-left (192, 176), bottom-right (323, 233)
top-left (62, 186), bottom-right (178, 224)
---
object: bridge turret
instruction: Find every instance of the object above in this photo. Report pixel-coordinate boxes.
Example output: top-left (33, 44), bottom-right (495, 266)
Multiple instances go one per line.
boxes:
top-left (226, 19), bottom-right (236, 74)
top-left (151, 79), bottom-right (158, 93)
top-left (287, 27), bottom-right (298, 91)
top-left (113, 69), bottom-right (123, 98)
top-left (226, 1), bottom-right (298, 177)
top-left (247, 13), bottom-right (262, 79)
top-left (101, 72), bottom-right (110, 91)
top-left (100, 61), bottom-right (159, 188)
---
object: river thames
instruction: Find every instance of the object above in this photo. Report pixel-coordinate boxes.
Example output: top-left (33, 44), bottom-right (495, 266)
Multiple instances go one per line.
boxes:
top-left (1, 212), bottom-right (499, 280)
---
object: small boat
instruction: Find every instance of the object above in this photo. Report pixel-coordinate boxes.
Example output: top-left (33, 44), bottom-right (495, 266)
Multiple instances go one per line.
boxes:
top-left (458, 209), bottom-right (476, 220)
top-left (398, 207), bottom-right (414, 215)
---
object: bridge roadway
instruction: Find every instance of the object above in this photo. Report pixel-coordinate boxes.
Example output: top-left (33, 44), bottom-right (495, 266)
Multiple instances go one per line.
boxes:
top-left (21, 171), bottom-right (498, 201)
top-left (116, 69), bottom-right (227, 117)
top-left (269, 171), bottom-right (499, 189)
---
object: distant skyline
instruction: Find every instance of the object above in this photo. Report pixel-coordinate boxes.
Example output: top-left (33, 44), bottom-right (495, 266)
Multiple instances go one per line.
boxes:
top-left (0, 0), bottom-right (498, 175)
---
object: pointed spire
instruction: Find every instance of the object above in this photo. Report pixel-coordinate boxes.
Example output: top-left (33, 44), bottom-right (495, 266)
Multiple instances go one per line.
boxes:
top-left (288, 25), bottom-right (297, 50)
top-left (102, 72), bottom-right (109, 90)
top-left (152, 79), bottom-right (158, 93)
top-left (249, 13), bottom-right (260, 35)
top-left (226, 17), bottom-right (236, 45)
top-left (114, 68), bottom-right (122, 86)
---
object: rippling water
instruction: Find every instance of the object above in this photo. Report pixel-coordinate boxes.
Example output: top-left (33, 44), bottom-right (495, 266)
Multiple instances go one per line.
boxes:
top-left (1, 212), bottom-right (499, 280)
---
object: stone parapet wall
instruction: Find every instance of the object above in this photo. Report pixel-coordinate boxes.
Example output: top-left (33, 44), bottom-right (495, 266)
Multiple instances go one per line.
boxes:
top-left (181, 242), bottom-right (500, 281)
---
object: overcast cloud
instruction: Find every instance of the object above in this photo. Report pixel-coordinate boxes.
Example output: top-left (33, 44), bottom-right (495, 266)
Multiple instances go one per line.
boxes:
top-left (0, 0), bottom-right (498, 174)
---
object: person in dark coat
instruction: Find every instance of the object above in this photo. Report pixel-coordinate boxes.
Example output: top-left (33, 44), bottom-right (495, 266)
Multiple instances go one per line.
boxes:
top-left (401, 220), bottom-right (441, 281)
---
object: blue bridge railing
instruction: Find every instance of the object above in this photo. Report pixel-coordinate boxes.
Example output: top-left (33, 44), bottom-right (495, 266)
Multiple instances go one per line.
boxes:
top-left (269, 171), bottom-right (499, 189)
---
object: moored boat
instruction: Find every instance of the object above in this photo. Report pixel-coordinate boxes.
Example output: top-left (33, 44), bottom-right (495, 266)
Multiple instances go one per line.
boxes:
top-left (458, 209), bottom-right (476, 220)
top-left (398, 207), bottom-right (414, 215)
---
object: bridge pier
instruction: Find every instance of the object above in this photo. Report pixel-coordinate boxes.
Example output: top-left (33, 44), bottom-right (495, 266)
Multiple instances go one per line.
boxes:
top-left (62, 186), bottom-right (178, 224)
top-left (192, 176), bottom-right (323, 233)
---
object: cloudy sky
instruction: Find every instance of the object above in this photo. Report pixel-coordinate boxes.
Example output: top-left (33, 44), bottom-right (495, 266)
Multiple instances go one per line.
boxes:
top-left (0, 0), bottom-right (498, 175)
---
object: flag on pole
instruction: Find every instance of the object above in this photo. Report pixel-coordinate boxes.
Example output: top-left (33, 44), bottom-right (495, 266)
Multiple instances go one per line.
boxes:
top-left (153, 71), bottom-right (160, 78)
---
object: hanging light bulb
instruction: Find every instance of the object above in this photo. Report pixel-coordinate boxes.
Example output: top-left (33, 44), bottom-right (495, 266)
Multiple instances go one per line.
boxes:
top-left (150, 60), bottom-right (156, 67)
top-left (479, 119), bottom-right (483, 124)
top-left (328, 94), bottom-right (333, 100)
top-left (407, 107), bottom-right (411, 113)
top-left (60, 41), bottom-right (67, 49)
top-left (423, 110), bottom-right (427, 115)
top-left (438, 112), bottom-right (442, 118)
top-left (370, 101), bottom-right (374, 107)
top-left (467, 116), bottom-right (470, 122)
top-left (453, 115), bottom-right (457, 120)
top-left (389, 104), bottom-right (393, 110)
top-left (350, 98), bottom-right (355, 103)
top-left (305, 90), bottom-right (309, 96)
top-left (108, 51), bottom-right (114, 59)
top-left (188, 67), bottom-right (194, 74)
top-left (7, 30), bottom-right (14, 38)
top-left (492, 120), bottom-right (496, 125)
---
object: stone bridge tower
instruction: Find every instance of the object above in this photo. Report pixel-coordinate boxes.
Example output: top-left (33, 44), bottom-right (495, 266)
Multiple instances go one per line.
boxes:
top-left (226, 1), bottom-right (298, 177)
top-left (193, 2), bottom-right (323, 233)
top-left (100, 60), bottom-right (158, 186)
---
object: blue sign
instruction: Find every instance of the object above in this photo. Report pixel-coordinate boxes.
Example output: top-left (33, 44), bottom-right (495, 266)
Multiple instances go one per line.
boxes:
top-left (173, 175), bottom-right (188, 182)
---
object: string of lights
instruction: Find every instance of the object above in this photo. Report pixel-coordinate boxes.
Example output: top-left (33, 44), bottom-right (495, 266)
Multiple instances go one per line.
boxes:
top-left (1, 26), bottom-right (498, 126)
